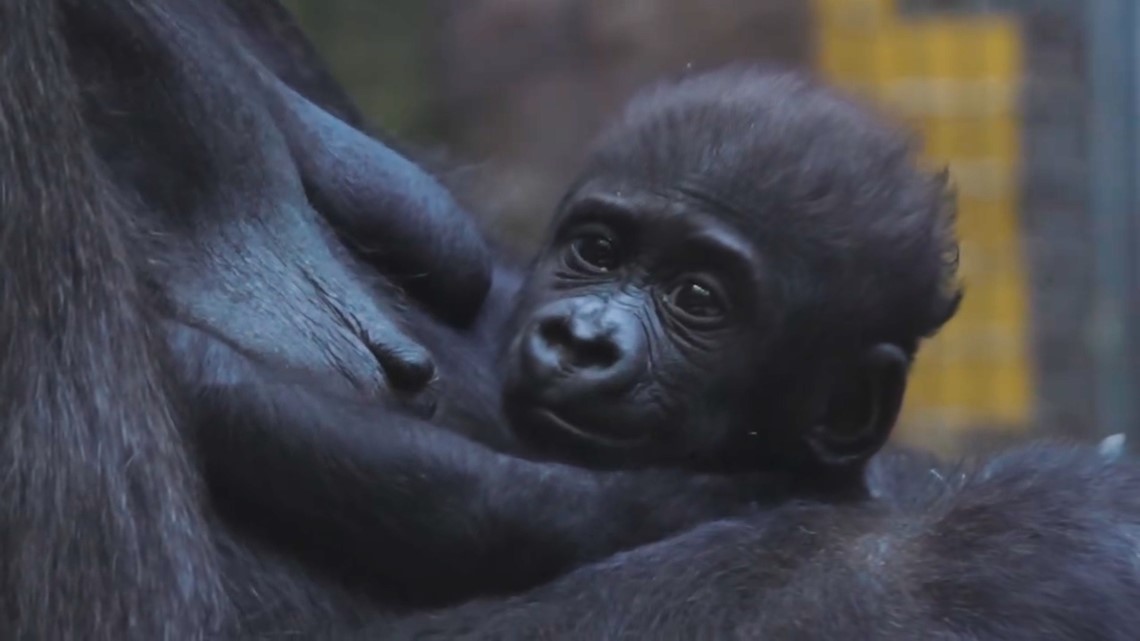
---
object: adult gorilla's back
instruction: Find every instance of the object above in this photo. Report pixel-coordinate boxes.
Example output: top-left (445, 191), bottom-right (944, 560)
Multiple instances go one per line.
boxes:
top-left (1, 1), bottom-right (224, 638)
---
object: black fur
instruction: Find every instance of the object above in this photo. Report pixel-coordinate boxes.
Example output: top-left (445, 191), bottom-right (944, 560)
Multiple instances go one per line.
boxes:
top-left (6, 2), bottom-right (1140, 640)
top-left (384, 442), bottom-right (1140, 641)
top-left (368, 68), bottom-right (1140, 641)
top-left (1, 1), bottom-right (769, 638)
top-left (498, 67), bottom-right (960, 488)
top-left (0, 2), bottom-right (225, 638)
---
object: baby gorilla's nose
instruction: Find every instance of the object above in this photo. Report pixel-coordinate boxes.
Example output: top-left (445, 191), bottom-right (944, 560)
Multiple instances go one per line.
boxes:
top-left (523, 297), bottom-right (647, 399)
top-left (537, 314), bottom-right (621, 370)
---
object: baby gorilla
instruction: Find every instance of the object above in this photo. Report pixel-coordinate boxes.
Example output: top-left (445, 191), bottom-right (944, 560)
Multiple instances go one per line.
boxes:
top-left (173, 65), bottom-right (963, 614)
top-left (497, 66), bottom-right (961, 495)
top-left (188, 66), bottom-right (963, 612)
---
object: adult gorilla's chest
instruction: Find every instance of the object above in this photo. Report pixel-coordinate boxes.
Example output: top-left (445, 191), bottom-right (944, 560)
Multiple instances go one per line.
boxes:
top-left (78, 20), bottom-right (429, 403)
top-left (150, 108), bottom-right (427, 400)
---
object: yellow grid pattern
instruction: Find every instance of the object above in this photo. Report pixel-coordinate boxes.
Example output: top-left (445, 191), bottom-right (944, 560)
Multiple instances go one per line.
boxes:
top-left (814, 0), bottom-right (1034, 445)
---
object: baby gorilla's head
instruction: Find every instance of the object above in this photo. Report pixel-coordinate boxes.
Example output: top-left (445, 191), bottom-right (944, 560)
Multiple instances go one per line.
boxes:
top-left (500, 67), bottom-right (960, 484)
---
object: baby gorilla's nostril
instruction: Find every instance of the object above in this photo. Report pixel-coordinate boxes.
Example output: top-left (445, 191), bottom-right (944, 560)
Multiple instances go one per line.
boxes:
top-left (538, 317), bottom-right (572, 348)
top-left (571, 337), bottom-right (620, 368)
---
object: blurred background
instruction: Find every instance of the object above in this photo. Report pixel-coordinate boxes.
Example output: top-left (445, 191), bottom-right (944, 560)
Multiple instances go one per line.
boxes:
top-left (281, 0), bottom-right (1140, 456)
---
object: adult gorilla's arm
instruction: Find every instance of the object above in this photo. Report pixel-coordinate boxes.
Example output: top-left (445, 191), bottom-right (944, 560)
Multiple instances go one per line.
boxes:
top-left (173, 323), bottom-right (770, 605)
top-left (376, 444), bottom-right (1140, 640)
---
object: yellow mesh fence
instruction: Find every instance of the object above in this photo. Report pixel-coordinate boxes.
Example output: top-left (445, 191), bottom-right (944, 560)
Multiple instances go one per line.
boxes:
top-left (814, 0), bottom-right (1034, 449)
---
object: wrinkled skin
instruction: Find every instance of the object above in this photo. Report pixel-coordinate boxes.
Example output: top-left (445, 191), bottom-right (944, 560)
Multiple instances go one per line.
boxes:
top-left (504, 192), bottom-right (777, 468)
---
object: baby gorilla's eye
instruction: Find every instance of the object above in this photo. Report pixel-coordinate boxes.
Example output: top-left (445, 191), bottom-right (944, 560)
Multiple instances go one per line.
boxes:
top-left (571, 234), bottom-right (620, 271)
top-left (667, 279), bottom-right (727, 322)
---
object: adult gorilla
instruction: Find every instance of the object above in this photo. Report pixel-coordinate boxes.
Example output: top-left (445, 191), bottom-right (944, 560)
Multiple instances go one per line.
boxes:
top-left (1, 0), bottom-right (762, 638)
top-left (0, 0), bottom-right (490, 638)
top-left (4, 2), bottom-right (1140, 641)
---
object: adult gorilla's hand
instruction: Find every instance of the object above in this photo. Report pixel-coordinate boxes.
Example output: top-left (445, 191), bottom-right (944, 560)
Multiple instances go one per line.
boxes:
top-left (270, 81), bottom-right (493, 328)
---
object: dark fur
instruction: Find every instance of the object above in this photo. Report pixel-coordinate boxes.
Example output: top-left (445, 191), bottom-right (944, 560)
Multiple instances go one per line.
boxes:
top-left (5, 2), bottom-right (1140, 640)
top-left (587, 68), bottom-right (961, 356)
top-left (367, 68), bottom-right (1140, 641)
top-left (0, 2), bottom-right (225, 638)
top-left (2, 1), bottom-right (772, 638)
top-left (498, 67), bottom-right (960, 487)
top-left (384, 442), bottom-right (1140, 641)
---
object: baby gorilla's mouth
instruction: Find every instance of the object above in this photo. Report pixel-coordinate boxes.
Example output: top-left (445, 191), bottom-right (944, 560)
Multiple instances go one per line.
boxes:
top-left (529, 406), bottom-right (649, 448)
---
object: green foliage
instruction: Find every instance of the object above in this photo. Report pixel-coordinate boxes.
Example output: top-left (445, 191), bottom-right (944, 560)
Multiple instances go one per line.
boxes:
top-left (283, 0), bottom-right (439, 142)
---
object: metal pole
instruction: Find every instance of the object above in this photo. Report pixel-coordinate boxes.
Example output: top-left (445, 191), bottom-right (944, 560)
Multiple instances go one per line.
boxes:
top-left (1086, 0), bottom-right (1139, 440)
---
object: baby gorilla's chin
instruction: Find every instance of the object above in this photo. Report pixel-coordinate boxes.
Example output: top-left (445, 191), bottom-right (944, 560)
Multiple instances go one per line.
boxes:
top-left (499, 348), bottom-right (646, 443)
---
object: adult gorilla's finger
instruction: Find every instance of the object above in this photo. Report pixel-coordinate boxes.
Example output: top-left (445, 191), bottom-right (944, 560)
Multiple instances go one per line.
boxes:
top-left (270, 82), bottom-right (492, 327)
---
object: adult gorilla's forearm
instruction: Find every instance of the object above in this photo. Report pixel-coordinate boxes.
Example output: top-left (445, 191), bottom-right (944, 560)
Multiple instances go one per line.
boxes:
top-left (171, 321), bottom-right (769, 605)
top-left (375, 444), bottom-right (1140, 641)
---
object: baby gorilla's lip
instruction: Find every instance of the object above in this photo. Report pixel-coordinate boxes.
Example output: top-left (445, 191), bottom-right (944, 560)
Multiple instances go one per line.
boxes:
top-left (530, 406), bottom-right (649, 448)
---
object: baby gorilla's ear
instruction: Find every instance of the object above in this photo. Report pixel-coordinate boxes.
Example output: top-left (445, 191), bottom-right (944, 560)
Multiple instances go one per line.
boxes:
top-left (807, 344), bottom-right (909, 467)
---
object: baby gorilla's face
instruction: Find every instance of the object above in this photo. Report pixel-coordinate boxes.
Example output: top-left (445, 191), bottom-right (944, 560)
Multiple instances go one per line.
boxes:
top-left (499, 180), bottom-right (772, 470)
top-left (497, 67), bottom-right (957, 475)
